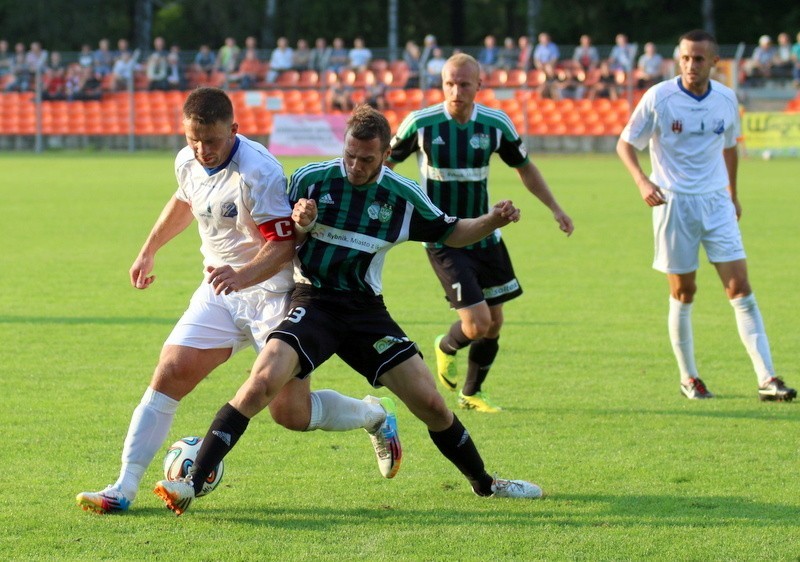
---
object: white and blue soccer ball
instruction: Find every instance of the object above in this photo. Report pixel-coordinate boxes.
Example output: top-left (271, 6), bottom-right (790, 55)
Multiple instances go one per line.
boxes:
top-left (163, 436), bottom-right (224, 497)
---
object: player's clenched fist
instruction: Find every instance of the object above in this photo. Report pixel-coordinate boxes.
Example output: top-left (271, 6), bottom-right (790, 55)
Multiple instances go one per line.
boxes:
top-left (292, 198), bottom-right (318, 232)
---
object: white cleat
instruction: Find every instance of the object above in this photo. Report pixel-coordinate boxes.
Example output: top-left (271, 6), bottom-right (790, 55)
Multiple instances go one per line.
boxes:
top-left (153, 478), bottom-right (195, 516)
top-left (490, 477), bottom-right (543, 499)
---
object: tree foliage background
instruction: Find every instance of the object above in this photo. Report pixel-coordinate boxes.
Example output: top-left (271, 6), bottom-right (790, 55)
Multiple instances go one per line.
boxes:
top-left (0, 0), bottom-right (797, 53)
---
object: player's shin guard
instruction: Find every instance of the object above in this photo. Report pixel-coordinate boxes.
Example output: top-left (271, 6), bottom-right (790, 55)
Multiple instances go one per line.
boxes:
top-left (428, 415), bottom-right (493, 496)
top-left (190, 403), bottom-right (249, 495)
top-left (440, 321), bottom-right (473, 353)
top-left (117, 387), bottom-right (179, 500)
top-left (730, 293), bottom-right (775, 383)
top-left (668, 297), bottom-right (699, 381)
top-left (463, 336), bottom-right (499, 395)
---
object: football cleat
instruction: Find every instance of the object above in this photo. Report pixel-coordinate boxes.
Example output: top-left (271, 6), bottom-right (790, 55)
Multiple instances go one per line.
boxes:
top-left (76, 486), bottom-right (131, 514)
top-left (680, 377), bottom-right (714, 399)
top-left (153, 477), bottom-right (195, 516)
top-left (758, 377), bottom-right (797, 402)
top-left (364, 395), bottom-right (402, 479)
top-left (458, 391), bottom-right (502, 413)
top-left (490, 477), bottom-right (543, 499)
top-left (434, 335), bottom-right (458, 391)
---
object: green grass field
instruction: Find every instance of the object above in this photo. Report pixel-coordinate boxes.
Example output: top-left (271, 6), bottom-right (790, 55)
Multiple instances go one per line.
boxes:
top-left (1, 151), bottom-right (798, 561)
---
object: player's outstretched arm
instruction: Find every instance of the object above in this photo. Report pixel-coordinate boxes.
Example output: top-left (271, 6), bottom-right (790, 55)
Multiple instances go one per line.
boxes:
top-left (516, 161), bottom-right (574, 236)
top-left (444, 200), bottom-right (520, 248)
top-left (130, 196), bottom-right (194, 289)
top-left (616, 138), bottom-right (666, 207)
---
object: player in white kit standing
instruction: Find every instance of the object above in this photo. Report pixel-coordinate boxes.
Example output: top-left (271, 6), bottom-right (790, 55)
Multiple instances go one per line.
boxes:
top-left (76, 88), bottom-right (400, 514)
top-left (616, 30), bottom-right (795, 402)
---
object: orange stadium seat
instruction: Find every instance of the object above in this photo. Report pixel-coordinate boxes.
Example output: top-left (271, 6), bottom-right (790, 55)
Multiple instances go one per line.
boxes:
top-left (298, 70), bottom-right (319, 88)
top-left (507, 69), bottom-right (527, 88)
top-left (276, 70), bottom-right (300, 88)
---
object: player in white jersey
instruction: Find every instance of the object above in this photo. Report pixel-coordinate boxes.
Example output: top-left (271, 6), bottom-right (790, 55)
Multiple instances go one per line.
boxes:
top-left (617, 30), bottom-right (795, 402)
top-left (77, 88), bottom-right (400, 515)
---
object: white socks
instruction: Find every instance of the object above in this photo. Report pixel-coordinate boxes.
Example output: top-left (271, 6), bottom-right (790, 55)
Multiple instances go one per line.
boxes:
top-left (669, 294), bottom-right (775, 385)
top-left (730, 293), bottom-right (774, 384)
top-left (668, 296), bottom-right (698, 382)
top-left (114, 387), bottom-right (179, 501)
top-left (306, 390), bottom-right (384, 432)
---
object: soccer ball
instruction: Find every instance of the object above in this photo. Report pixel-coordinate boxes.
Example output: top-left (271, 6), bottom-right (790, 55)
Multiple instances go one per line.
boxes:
top-left (163, 436), bottom-right (224, 497)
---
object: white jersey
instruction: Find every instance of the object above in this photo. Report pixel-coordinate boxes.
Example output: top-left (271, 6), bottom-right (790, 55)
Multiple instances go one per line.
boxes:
top-left (174, 134), bottom-right (293, 292)
top-left (620, 77), bottom-right (740, 195)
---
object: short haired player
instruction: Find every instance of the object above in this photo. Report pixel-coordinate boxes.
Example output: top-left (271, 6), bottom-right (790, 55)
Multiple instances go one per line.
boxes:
top-left (76, 88), bottom-right (400, 514)
top-left (616, 30), bottom-right (795, 401)
top-left (387, 53), bottom-right (574, 412)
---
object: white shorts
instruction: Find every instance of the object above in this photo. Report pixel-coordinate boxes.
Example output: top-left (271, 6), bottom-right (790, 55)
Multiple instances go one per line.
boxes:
top-left (164, 281), bottom-right (291, 355)
top-left (652, 189), bottom-right (746, 274)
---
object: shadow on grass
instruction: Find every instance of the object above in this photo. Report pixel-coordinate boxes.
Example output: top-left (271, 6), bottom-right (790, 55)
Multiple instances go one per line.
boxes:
top-left (125, 492), bottom-right (797, 529)
top-left (0, 315), bottom-right (175, 325)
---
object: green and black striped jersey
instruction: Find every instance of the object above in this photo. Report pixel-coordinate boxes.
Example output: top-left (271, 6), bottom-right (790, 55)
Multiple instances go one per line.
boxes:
top-left (287, 158), bottom-right (458, 295)
top-left (388, 102), bottom-right (528, 249)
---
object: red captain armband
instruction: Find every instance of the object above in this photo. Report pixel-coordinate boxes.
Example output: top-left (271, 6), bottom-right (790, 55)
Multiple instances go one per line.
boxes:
top-left (258, 217), bottom-right (294, 241)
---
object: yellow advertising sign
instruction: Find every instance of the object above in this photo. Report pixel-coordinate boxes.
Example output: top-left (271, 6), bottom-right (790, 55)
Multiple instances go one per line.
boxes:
top-left (741, 112), bottom-right (800, 157)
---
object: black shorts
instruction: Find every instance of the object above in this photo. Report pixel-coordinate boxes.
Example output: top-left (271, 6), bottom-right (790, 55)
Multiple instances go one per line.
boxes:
top-left (426, 239), bottom-right (523, 309)
top-left (267, 285), bottom-right (420, 386)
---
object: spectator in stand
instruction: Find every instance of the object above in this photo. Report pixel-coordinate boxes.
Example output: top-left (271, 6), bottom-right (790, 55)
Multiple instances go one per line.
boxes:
top-left (793, 31), bottom-right (800, 88)
top-left (194, 44), bottom-right (216, 79)
top-left (292, 38), bottom-right (311, 71)
top-left (0, 40), bottom-right (11, 81)
top-left (551, 64), bottom-right (582, 100)
top-left (402, 40), bottom-right (422, 88)
top-left (425, 47), bottom-right (446, 89)
top-left (77, 44), bottom-right (94, 69)
top-left (533, 32), bottom-right (560, 81)
top-left (774, 32), bottom-right (793, 79)
top-left (109, 51), bottom-right (139, 91)
top-left (327, 82), bottom-right (353, 111)
top-left (115, 38), bottom-right (133, 61)
top-left (25, 41), bottom-right (48, 76)
top-left (166, 51), bottom-right (186, 90)
top-left (608, 33), bottom-right (636, 74)
top-left (348, 37), bottom-right (372, 72)
top-left (516, 35), bottom-right (533, 71)
top-left (636, 41), bottom-right (664, 88)
top-left (235, 49), bottom-right (263, 89)
top-left (64, 63), bottom-right (84, 100)
top-left (216, 37), bottom-right (241, 83)
top-left (587, 60), bottom-right (619, 100)
top-left (76, 66), bottom-right (104, 100)
top-left (477, 35), bottom-right (499, 73)
top-left (308, 37), bottom-right (331, 74)
top-left (327, 37), bottom-right (349, 73)
top-left (497, 36), bottom-right (518, 71)
top-left (420, 34), bottom-right (438, 72)
top-left (267, 36), bottom-right (293, 83)
top-left (93, 38), bottom-right (115, 77)
top-left (145, 49), bottom-right (168, 90)
top-left (5, 42), bottom-right (30, 92)
top-left (192, 44), bottom-right (217, 79)
top-left (746, 35), bottom-right (776, 84)
top-left (42, 51), bottom-right (67, 99)
top-left (573, 34), bottom-right (599, 72)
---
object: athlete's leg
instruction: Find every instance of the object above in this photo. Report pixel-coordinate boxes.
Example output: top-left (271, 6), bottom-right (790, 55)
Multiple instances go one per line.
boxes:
top-left (715, 259), bottom-right (774, 383)
top-left (116, 345), bottom-right (231, 500)
top-left (269, 377), bottom-right (385, 432)
top-left (378, 355), bottom-right (495, 494)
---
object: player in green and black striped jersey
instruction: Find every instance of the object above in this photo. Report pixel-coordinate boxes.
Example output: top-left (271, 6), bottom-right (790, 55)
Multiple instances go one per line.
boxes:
top-left (388, 53), bottom-right (575, 413)
top-left (165, 105), bottom-right (546, 505)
